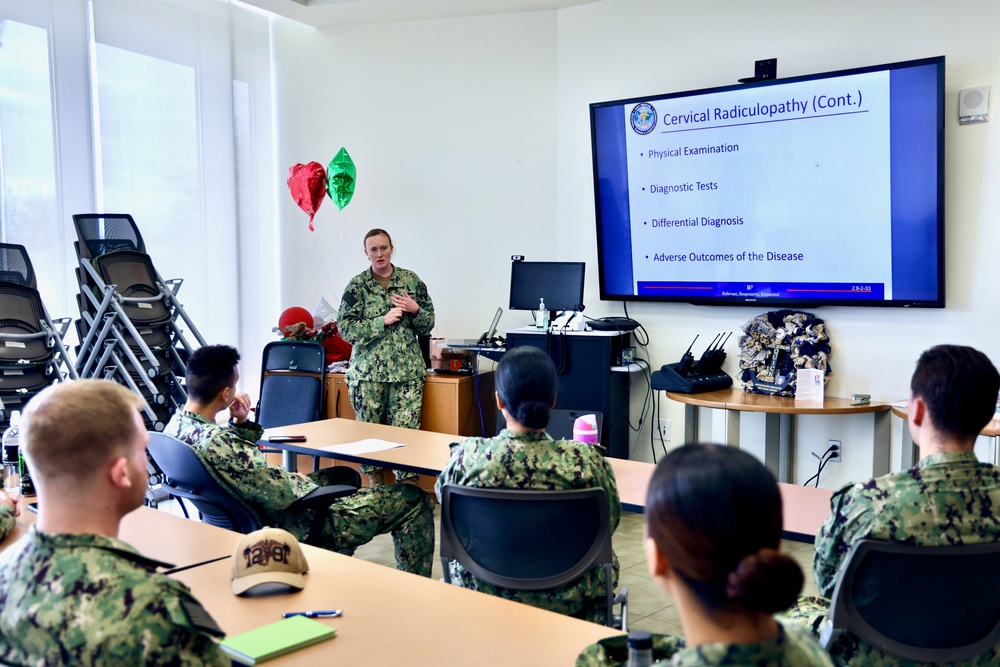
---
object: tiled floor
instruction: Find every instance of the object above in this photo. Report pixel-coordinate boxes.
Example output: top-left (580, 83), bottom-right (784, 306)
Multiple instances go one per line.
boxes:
top-left (352, 507), bottom-right (819, 636)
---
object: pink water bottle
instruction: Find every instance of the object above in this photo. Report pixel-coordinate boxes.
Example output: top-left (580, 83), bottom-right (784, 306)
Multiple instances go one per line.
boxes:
top-left (573, 414), bottom-right (599, 445)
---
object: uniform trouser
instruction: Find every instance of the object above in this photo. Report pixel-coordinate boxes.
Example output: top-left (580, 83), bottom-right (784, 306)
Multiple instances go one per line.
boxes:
top-left (348, 377), bottom-right (423, 481)
top-left (303, 469), bottom-right (435, 577)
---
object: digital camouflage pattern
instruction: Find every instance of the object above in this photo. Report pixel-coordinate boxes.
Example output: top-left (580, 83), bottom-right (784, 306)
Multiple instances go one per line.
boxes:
top-left (164, 411), bottom-right (434, 576)
top-left (0, 528), bottom-right (228, 666)
top-left (575, 622), bottom-right (833, 666)
top-left (338, 265), bottom-right (434, 384)
top-left (782, 450), bottom-right (1000, 666)
top-left (350, 377), bottom-right (423, 482)
top-left (339, 265), bottom-right (433, 482)
top-left (435, 429), bottom-right (621, 623)
top-left (0, 504), bottom-right (13, 542)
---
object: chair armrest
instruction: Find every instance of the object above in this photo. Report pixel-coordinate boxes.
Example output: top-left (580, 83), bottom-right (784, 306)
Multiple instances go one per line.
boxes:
top-left (288, 485), bottom-right (356, 512)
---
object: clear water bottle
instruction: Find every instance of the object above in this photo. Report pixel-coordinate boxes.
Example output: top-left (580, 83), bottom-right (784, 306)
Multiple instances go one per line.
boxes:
top-left (3, 411), bottom-right (32, 496)
top-left (626, 631), bottom-right (654, 667)
top-left (1, 411), bottom-right (17, 467)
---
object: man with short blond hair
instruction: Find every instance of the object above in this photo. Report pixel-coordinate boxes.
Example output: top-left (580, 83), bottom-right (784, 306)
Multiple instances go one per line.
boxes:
top-left (0, 380), bottom-right (229, 666)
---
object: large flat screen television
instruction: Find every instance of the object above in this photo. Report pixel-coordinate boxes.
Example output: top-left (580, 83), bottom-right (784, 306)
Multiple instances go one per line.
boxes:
top-left (590, 56), bottom-right (945, 308)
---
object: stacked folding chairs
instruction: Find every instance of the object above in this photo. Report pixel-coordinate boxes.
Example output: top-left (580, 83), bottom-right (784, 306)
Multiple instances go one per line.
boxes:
top-left (0, 244), bottom-right (77, 428)
top-left (72, 213), bottom-right (206, 432)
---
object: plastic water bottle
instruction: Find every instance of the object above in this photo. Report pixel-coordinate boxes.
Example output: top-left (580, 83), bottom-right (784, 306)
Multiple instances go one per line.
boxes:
top-left (573, 414), bottom-right (599, 445)
top-left (3, 412), bottom-right (32, 496)
top-left (626, 631), bottom-right (654, 667)
top-left (535, 298), bottom-right (549, 330)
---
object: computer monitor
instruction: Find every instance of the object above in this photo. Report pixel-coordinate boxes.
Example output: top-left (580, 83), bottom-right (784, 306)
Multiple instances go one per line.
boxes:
top-left (509, 261), bottom-right (586, 314)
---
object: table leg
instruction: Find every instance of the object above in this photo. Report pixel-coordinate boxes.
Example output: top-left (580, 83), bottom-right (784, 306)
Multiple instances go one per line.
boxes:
top-left (283, 450), bottom-right (298, 473)
top-left (898, 413), bottom-right (918, 471)
top-left (762, 413), bottom-right (794, 483)
top-left (684, 403), bottom-right (699, 442)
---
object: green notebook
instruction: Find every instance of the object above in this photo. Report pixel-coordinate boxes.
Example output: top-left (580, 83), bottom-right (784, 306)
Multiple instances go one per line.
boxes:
top-left (220, 615), bottom-right (337, 664)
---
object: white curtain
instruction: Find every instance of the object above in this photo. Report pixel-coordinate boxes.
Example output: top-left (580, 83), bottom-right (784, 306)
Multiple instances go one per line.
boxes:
top-left (0, 0), bottom-right (277, 393)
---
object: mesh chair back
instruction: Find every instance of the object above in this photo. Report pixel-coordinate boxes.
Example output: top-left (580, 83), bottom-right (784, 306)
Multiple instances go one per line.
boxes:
top-left (95, 251), bottom-right (170, 324)
top-left (496, 409), bottom-right (604, 442)
top-left (0, 244), bottom-right (36, 288)
top-left (440, 485), bottom-right (612, 588)
top-left (0, 283), bottom-right (51, 363)
top-left (257, 341), bottom-right (326, 428)
top-left (72, 213), bottom-right (145, 259)
top-left (147, 432), bottom-right (262, 533)
top-left (824, 539), bottom-right (1000, 662)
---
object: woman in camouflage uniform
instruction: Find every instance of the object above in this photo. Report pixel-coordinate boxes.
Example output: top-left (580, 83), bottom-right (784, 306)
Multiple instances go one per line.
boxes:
top-left (436, 346), bottom-right (621, 623)
top-left (577, 444), bottom-right (833, 666)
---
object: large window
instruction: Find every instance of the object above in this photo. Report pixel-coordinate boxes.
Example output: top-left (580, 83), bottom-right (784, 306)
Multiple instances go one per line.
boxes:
top-left (0, 0), bottom-right (276, 391)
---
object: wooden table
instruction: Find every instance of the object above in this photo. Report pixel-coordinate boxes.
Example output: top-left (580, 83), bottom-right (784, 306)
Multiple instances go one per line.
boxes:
top-left (266, 418), bottom-right (832, 541)
top-left (665, 388), bottom-right (891, 482)
top-left (173, 541), bottom-right (620, 666)
top-left (0, 503), bottom-right (239, 572)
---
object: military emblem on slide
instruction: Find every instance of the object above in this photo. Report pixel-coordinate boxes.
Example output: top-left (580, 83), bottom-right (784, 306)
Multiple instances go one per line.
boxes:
top-left (630, 102), bottom-right (657, 135)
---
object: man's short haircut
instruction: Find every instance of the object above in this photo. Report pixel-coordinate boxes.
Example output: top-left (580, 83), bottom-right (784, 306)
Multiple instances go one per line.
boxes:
top-left (911, 344), bottom-right (1000, 440)
top-left (185, 345), bottom-right (241, 403)
top-left (23, 379), bottom-right (144, 482)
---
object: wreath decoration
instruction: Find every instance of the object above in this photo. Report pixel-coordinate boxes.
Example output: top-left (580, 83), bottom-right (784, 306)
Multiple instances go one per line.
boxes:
top-left (738, 309), bottom-right (832, 397)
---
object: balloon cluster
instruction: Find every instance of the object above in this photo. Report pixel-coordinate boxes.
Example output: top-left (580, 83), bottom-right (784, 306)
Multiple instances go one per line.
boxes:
top-left (287, 147), bottom-right (357, 231)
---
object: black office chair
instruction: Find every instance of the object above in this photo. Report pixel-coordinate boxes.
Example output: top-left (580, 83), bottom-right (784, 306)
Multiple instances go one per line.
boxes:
top-left (147, 432), bottom-right (359, 544)
top-left (819, 539), bottom-right (1000, 663)
top-left (255, 340), bottom-right (327, 470)
top-left (439, 484), bottom-right (628, 629)
top-left (496, 409), bottom-right (604, 442)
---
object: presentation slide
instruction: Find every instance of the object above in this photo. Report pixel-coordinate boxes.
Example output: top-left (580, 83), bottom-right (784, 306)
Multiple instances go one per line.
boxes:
top-left (625, 72), bottom-right (891, 300)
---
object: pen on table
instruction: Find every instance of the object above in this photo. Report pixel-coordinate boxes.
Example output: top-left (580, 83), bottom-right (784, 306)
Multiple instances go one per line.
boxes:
top-left (282, 610), bottom-right (342, 619)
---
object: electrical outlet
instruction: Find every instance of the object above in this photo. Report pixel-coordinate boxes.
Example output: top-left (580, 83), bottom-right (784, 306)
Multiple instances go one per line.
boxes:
top-left (657, 419), bottom-right (671, 441)
top-left (828, 439), bottom-right (841, 462)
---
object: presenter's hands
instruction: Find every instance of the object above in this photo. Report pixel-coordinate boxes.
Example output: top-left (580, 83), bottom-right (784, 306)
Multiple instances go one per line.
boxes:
top-left (384, 307), bottom-right (404, 326)
top-left (229, 391), bottom-right (253, 424)
top-left (0, 490), bottom-right (19, 517)
top-left (391, 290), bottom-right (419, 315)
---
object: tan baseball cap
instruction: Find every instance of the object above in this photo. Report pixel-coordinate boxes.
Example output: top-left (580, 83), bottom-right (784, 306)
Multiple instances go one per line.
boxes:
top-left (231, 527), bottom-right (310, 595)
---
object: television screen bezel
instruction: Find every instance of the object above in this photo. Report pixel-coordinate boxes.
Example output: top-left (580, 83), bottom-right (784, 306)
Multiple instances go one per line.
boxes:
top-left (509, 261), bottom-right (587, 313)
top-left (589, 55), bottom-right (946, 309)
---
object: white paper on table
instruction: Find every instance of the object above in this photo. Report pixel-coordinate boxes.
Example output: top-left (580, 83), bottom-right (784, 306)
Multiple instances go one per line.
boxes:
top-left (322, 438), bottom-right (405, 456)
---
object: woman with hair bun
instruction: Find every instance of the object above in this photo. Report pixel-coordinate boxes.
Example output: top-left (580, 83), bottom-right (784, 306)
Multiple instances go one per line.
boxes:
top-left (435, 346), bottom-right (621, 623)
top-left (577, 444), bottom-right (833, 666)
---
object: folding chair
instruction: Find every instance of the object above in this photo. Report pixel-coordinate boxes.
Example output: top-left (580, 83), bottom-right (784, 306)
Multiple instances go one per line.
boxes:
top-left (147, 432), bottom-right (359, 544)
top-left (255, 340), bottom-right (326, 471)
top-left (0, 244), bottom-right (77, 425)
top-left (819, 539), bottom-right (1000, 662)
top-left (439, 485), bottom-right (628, 629)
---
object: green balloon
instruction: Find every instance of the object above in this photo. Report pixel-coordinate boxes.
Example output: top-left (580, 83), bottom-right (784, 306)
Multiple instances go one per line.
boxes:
top-left (326, 147), bottom-right (356, 210)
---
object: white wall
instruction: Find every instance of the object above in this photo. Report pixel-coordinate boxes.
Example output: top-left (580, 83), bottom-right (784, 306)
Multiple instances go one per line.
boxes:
top-left (272, 0), bottom-right (1000, 486)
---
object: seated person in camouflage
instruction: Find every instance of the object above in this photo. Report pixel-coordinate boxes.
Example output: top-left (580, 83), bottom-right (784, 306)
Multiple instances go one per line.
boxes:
top-left (578, 444), bottom-right (833, 667)
top-left (787, 344), bottom-right (1000, 665)
top-left (0, 488), bottom-right (18, 542)
top-left (0, 380), bottom-right (228, 666)
top-left (164, 344), bottom-right (434, 576)
top-left (435, 346), bottom-right (621, 623)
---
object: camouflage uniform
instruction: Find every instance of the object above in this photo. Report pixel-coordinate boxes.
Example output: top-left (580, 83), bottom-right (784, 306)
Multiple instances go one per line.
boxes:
top-left (435, 429), bottom-right (621, 623)
top-left (0, 505), bottom-right (13, 542)
top-left (338, 265), bottom-right (434, 482)
top-left (0, 527), bottom-right (228, 666)
top-left (164, 410), bottom-right (434, 576)
top-left (783, 450), bottom-right (1000, 665)
top-left (575, 621), bottom-right (834, 666)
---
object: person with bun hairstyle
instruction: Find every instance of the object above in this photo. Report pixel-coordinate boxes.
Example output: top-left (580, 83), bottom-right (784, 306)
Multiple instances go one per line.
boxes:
top-left (435, 346), bottom-right (621, 623)
top-left (577, 444), bottom-right (833, 666)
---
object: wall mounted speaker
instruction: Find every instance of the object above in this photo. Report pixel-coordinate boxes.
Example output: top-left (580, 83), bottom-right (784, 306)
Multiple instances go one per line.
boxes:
top-left (959, 86), bottom-right (990, 125)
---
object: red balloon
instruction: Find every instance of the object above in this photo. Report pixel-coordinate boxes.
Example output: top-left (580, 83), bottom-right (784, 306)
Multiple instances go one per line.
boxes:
top-left (278, 306), bottom-right (313, 333)
top-left (287, 162), bottom-right (327, 231)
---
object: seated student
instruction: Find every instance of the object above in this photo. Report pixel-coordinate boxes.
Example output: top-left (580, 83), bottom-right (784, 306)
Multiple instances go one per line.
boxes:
top-left (788, 344), bottom-right (1000, 665)
top-left (0, 489), bottom-right (18, 542)
top-left (435, 346), bottom-right (621, 623)
top-left (0, 380), bottom-right (228, 666)
top-left (164, 344), bottom-right (434, 576)
top-left (577, 444), bottom-right (833, 667)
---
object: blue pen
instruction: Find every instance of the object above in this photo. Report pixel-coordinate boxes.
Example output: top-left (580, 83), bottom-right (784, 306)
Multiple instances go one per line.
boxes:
top-left (282, 610), bottom-right (342, 619)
